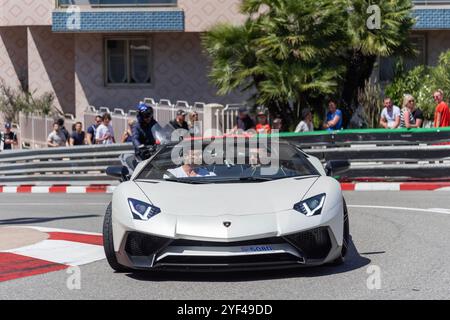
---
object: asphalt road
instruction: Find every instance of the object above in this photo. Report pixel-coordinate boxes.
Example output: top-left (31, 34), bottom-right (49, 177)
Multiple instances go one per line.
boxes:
top-left (1, 192), bottom-right (450, 300)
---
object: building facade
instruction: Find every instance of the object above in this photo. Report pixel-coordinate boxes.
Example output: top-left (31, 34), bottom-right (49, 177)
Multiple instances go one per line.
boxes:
top-left (0, 0), bottom-right (247, 119)
top-left (0, 1), bottom-right (449, 118)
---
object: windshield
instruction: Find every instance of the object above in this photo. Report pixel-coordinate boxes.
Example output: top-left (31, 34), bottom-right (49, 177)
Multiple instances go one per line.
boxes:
top-left (136, 140), bottom-right (319, 184)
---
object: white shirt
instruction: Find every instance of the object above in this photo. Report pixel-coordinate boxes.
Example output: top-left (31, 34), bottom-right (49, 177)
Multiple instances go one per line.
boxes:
top-left (381, 106), bottom-right (400, 128)
top-left (166, 166), bottom-right (216, 179)
top-left (295, 121), bottom-right (314, 133)
top-left (95, 124), bottom-right (115, 145)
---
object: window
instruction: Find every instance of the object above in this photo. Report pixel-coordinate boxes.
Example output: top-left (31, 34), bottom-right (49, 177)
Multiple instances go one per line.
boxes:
top-left (105, 38), bottom-right (152, 85)
top-left (379, 35), bottom-right (427, 82)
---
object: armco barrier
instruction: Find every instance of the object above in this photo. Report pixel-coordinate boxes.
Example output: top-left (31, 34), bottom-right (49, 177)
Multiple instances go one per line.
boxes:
top-left (0, 127), bottom-right (449, 184)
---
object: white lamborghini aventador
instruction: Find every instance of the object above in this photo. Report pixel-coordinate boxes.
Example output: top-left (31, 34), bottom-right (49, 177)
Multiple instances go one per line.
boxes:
top-left (103, 138), bottom-right (350, 272)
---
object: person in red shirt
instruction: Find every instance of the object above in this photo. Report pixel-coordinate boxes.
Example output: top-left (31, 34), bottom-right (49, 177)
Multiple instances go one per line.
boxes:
top-left (256, 112), bottom-right (272, 134)
top-left (433, 90), bottom-right (450, 127)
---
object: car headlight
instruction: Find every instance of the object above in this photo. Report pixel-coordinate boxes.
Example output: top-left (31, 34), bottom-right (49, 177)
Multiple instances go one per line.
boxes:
top-left (293, 194), bottom-right (326, 217)
top-left (128, 198), bottom-right (161, 221)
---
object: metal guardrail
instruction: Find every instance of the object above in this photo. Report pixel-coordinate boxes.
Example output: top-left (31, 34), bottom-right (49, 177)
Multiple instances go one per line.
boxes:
top-left (0, 128), bottom-right (450, 184)
top-left (0, 144), bottom-right (133, 184)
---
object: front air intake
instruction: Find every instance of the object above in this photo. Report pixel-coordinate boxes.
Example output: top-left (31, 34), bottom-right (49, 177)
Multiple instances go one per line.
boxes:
top-left (284, 227), bottom-right (332, 260)
top-left (125, 232), bottom-right (172, 257)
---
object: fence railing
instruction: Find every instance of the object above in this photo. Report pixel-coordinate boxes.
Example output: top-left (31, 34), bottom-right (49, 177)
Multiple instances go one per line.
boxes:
top-left (1, 128), bottom-right (450, 185)
top-left (15, 99), bottom-right (244, 149)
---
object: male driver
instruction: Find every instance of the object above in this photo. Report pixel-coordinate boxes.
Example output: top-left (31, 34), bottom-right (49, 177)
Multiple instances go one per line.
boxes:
top-left (380, 98), bottom-right (401, 129)
top-left (433, 90), bottom-right (450, 128)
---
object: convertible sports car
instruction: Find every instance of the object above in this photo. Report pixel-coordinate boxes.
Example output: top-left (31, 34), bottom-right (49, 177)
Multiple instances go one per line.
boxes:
top-left (103, 138), bottom-right (350, 271)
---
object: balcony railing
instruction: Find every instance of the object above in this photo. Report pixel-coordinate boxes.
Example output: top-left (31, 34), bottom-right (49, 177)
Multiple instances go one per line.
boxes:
top-left (57, 0), bottom-right (177, 7)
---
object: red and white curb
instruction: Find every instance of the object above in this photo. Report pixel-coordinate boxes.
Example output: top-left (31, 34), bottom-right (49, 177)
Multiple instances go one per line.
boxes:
top-left (0, 227), bottom-right (105, 283)
top-left (341, 182), bottom-right (450, 191)
top-left (1, 183), bottom-right (450, 194)
top-left (0, 185), bottom-right (116, 194)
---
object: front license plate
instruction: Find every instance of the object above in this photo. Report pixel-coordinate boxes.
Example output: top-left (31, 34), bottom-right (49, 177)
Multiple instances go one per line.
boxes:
top-left (240, 245), bottom-right (274, 253)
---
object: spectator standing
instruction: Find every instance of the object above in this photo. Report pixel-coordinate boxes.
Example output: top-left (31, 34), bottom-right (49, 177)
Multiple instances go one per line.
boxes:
top-left (95, 113), bottom-right (115, 145)
top-left (87, 115), bottom-right (103, 145)
top-left (412, 106), bottom-right (424, 128)
top-left (272, 118), bottom-right (283, 131)
top-left (57, 118), bottom-right (70, 142)
top-left (121, 119), bottom-right (136, 143)
top-left (380, 98), bottom-right (400, 129)
top-left (233, 107), bottom-right (255, 132)
top-left (1, 123), bottom-right (18, 151)
top-left (255, 112), bottom-right (272, 134)
top-left (170, 110), bottom-right (189, 131)
top-left (295, 109), bottom-right (314, 133)
top-left (188, 111), bottom-right (202, 136)
top-left (47, 122), bottom-right (68, 147)
top-left (400, 94), bottom-right (419, 128)
top-left (433, 90), bottom-right (450, 127)
top-left (323, 99), bottom-right (343, 131)
top-left (69, 122), bottom-right (86, 146)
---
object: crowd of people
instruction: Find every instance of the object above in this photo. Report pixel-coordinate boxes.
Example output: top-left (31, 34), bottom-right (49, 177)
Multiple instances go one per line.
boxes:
top-left (1, 89), bottom-right (450, 151)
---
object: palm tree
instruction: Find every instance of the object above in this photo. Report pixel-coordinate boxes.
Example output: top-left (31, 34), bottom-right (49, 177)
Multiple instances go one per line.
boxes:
top-left (203, 0), bottom-right (415, 129)
top-left (203, 0), bottom-right (349, 128)
top-left (340, 0), bottom-right (415, 125)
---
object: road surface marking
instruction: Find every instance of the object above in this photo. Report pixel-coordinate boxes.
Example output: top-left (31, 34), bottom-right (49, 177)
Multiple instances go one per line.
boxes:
top-left (348, 205), bottom-right (450, 215)
top-left (0, 227), bottom-right (105, 283)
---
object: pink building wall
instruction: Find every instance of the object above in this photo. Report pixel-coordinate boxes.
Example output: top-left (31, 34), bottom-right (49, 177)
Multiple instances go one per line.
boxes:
top-left (0, 1), bottom-right (249, 118)
top-left (27, 27), bottom-right (75, 114)
top-left (179, 0), bottom-right (245, 32)
top-left (0, 0), bottom-right (53, 26)
top-left (74, 32), bottom-right (247, 118)
top-left (0, 27), bottom-right (27, 89)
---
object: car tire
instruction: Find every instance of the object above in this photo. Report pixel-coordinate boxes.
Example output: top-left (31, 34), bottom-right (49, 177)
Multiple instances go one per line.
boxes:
top-left (330, 199), bottom-right (350, 265)
top-left (103, 202), bottom-right (129, 272)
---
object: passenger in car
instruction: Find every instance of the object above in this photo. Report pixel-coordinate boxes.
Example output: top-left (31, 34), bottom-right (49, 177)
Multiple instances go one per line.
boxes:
top-left (165, 149), bottom-right (216, 178)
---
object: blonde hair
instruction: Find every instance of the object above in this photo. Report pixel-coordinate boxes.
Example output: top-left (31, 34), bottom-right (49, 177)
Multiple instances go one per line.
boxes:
top-left (402, 94), bottom-right (415, 110)
top-left (189, 111), bottom-right (199, 124)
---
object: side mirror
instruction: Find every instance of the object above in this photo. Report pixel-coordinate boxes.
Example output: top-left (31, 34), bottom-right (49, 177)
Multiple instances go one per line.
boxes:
top-left (106, 166), bottom-right (130, 181)
top-left (325, 160), bottom-right (350, 177)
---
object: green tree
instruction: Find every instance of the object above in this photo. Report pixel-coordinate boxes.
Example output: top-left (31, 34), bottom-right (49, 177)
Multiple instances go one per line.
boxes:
top-left (341, 0), bottom-right (416, 125)
top-left (203, 0), bottom-right (415, 129)
top-left (385, 50), bottom-right (450, 120)
top-left (203, 0), bottom-right (349, 128)
top-left (0, 80), bottom-right (59, 123)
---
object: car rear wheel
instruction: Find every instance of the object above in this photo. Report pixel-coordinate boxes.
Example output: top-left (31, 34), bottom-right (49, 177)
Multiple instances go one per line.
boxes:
top-left (103, 202), bottom-right (129, 272)
top-left (330, 199), bottom-right (350, 265)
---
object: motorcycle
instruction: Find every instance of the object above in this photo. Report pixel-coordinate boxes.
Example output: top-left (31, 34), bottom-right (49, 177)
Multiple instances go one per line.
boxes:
top-left (119, 123), bottom-right (176, 176)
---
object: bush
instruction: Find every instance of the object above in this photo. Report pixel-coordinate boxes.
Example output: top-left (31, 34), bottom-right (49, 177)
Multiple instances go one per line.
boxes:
top-left (385, 50), bottom-right (450, 120)
top-left (0, 81), bottom-right (59, 123)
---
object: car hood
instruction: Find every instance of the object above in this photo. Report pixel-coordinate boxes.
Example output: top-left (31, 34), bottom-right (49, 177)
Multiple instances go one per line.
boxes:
top-left (135, 176), bottom-right (319, 216)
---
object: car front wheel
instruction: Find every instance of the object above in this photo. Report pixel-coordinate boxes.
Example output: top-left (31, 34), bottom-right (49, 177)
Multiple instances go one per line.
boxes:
top-left (103, 202), bottom-right (129, 272)
top-left (330, 199), bottom-right (350, 265)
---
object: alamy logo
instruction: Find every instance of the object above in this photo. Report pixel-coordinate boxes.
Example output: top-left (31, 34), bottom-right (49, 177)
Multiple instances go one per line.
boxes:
top-left (366, 265), bottom-right (382, 290)
top-left (66, 5), bottom-right (81, 31)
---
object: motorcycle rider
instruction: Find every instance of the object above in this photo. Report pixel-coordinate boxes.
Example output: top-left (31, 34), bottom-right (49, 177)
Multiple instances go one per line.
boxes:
top-left (132, 102), bottom-right (159, 161)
